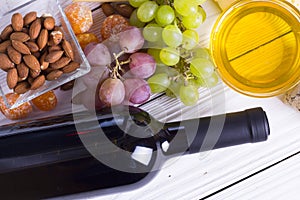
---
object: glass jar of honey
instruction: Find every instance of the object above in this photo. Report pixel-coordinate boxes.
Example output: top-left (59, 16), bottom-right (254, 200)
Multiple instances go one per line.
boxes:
top-left (210, 0), bottom-right (300, 97)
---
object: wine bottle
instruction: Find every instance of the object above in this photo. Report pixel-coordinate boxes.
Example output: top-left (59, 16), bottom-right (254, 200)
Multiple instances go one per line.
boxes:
top-left (0, 105), bottom-right (269, 199)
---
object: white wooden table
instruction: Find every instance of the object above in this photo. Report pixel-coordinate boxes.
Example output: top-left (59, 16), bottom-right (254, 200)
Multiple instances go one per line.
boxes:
top-left (2, 0), bottom-right (300, 199)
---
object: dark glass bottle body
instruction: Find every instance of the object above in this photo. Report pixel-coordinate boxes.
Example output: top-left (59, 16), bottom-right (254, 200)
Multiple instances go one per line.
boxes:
top-left (0, 106), bottom-right (269, 199)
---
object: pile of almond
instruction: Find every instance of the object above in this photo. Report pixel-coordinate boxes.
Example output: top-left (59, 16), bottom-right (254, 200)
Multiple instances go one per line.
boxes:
top-left (0, 11), bottom-right (80, 94)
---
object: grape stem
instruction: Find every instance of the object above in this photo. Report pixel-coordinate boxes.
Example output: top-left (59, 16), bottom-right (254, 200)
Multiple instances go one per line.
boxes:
top-left (111, 50), bottom-right (129, 81)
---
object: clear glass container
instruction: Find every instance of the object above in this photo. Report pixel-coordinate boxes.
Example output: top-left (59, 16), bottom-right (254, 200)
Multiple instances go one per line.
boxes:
top-left (210, 0), bottom-right (300, 97)
top-left (0, 0), bottom-right (91, 108)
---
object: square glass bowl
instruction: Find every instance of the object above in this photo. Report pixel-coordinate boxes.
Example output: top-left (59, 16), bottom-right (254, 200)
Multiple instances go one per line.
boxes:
top-left (0, 0), bottom-right (91, 109)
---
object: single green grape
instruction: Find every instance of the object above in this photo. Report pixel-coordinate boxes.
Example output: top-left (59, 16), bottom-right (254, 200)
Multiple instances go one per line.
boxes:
top-left (190, 58), bottom-right (215, 78)
top-left (182, 29), bottom-right (199, 50)
top-left (129, 0), bottom-right (148, 8)
top-left (137, 1), bottom-right (159, 22)
top-left (162, 25), bottom-right (182, 47)
top-left (174, 0), bottom-right (198, 17)
top-left (143, 23), bottom-right (162, 42)
top-left (182, 11), bottom-right (203, 29)
top-left (179, 84), bottom-right (199, 106)
top-left (192, 47), bottom-right (211, 60)
top-left (147, 48), bottom-right (163, 64)
top-left (167, 75), bottom-right (185, 97)
top-left (129, 9), bottom-right (146, 28)
top-left (160, 47), bottom-right (180, 66)
top-left (148, 73), bottom-right (171, 93)
top-left (155, 5), bottom-right (175, 27)
top-left (201, 72), bottom-right (219, 88)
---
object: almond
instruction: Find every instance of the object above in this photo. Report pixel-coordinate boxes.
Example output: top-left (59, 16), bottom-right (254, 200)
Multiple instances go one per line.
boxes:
top-left (0, 25), bottom-right (13, 40)
top-left (54, 26), bottom-right (64, 39)
top-left (50, 57), bottom-right (71, 69)
top-left (29, 18), bottom-right (41, 40)
top-left (23, 54), bottom-right (40, 71)
top-left (24, 11), bottom-right (37, 26)
top-left (40, 51), bottom-right (49, 70)
top-left (43, 17), bottom-right (55, 30)
top-left (37, 29), bottom-right (48, 50)
top-left (48, 31), bottom-right (63, 46)
top-left (46, 69), bottom-right (63, 81)
top-left (11, 13), bottom-right (24, 32)
top-left (30, 75), bottom-right (45, 90)
top-left (14, 81), bottom-right (30, 94)
top-left (7, 68), bottom-right (18, 89)
top-left (60, 80), bottom-right (75, 91)
top-left (101, 3), bottom-right (115, 17)
top-left (25, 41), bottom-right (39, 53)
top-left (48, 45), bottom-right (62, 52)
top-left (7, 46), bottom-right (22, 64)
top-left (29, 68), bottom-right (41, 78)
top-left (62, 61), bottom-right (80, 73)
top-left (0, 53), bottom-right (14, 71)
top-left (17, 62), bottom-right (29, 80)
top-left (45, 50), bottom-right (64, 63)
top-left (0, 40), bottom-right (11, 53)
top-left (10, 32), bottom-right (30, 42)
top-left (11, 40), bottom-right (31, 55)
top-left (62, 40), bottom-right (74, 61)
top-left (113, 3), bottom-right (134, 18)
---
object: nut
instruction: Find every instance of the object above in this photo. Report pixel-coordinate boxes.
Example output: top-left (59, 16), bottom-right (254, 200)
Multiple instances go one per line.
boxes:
top-left (45, 50), bottom-right (64, 63)
top-left (40, 51), bottom-right (49, 70)
top-left (11, 40), bottom-right (31, 55)
top-left (50, 57), bottom-right (71, 69)
top-left (43, 17), bottom-right (55, 30)
top-left (46, 69), bottom-right (63, 81)
top-left (37, 29), bottom-right (48, 50)
top-left (17, 62), bottom-right (29, 81)
top-left (0, 25), bottom-right (13, 40)
top-left (62, 40), bottom-right (74, 61)
top-left (0, 40), bottom-right (12, 53)
top-left (10, 32), bottom-right (30, 42)
top-left (7, 68), bottom-right (18, 89)
top-left (62, 61), bottom-right (80, 73)
top-left (30, 75), bottom-right (45, 90)
top-left (60, 80), bottom-right (75, 91)
top-left (23, 11), bottom-right (37, 26)
top-left (25, 41), bottom-right (39, 53)
top-left (29, 68), bottom-right (41, 78)
top-left (102, 3), bottom-right (115, 16)
top-left (0, 53), bottom-right (14, 71)
top-left (48, 45), bottom-right (62, 52)
top-left (23, 54), bottom-right (40, 71)
top-left (48, 31), bottom-right (63, 46)
top-left (14, 81), bottom-right (30, 94)
top-left (29, 18), bottom-right (42, 40)
top-left (113, 3), bottom-right (134, 18)
top-left (7, 45), bottom-right (22, 64)
top-left (11, 13), bottom-right (23, 32)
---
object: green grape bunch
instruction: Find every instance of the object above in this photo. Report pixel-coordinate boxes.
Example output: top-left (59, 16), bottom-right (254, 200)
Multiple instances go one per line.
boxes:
top-left (129, 0), bottom-right (219, 106)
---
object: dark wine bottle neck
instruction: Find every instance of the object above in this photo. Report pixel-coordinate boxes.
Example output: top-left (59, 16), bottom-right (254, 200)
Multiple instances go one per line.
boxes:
top-left (159, 107), bottom-right (270, 155)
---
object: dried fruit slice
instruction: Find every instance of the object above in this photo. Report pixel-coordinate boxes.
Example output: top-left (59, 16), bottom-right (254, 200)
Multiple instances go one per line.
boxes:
top-left (100, 14), bottom-right (129, 41)
top-left (31, 90), bottom-right (57, 111)
top-left (0, 93), bottom-right (32, 120)
top-left (64, 3), bottom-right (93, 34)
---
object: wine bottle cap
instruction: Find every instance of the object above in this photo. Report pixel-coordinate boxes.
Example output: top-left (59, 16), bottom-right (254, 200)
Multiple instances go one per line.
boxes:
top-left (246, 107), bottom-right (270, 143)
